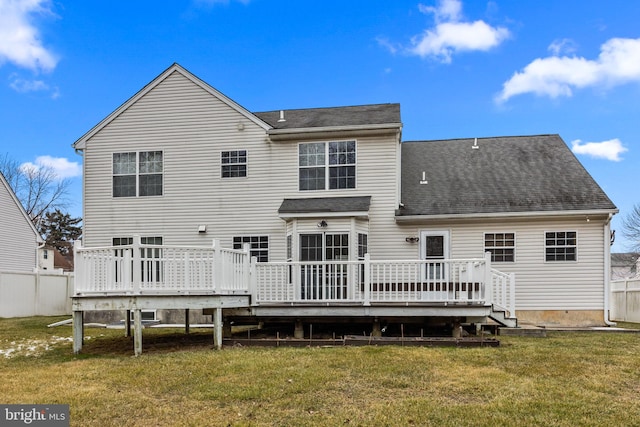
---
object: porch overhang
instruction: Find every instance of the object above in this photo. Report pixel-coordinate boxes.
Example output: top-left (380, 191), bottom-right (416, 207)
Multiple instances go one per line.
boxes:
top-left (278, 196), bottom-right (371, 220)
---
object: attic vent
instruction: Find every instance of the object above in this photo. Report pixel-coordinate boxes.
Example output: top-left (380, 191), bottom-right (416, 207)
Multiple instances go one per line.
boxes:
top-left (277, 110), bottom-right (286, 122)
top-left (472, 138), bottom-right (479, 149)
top-left (420, 171), bottom-right (428, 185)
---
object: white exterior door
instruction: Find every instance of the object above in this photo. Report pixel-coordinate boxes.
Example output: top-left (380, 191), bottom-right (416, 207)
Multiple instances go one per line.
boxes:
top-left (299, 233), bottom-right (349, 300)
top-left (420, 230), bottom-right (450, 281)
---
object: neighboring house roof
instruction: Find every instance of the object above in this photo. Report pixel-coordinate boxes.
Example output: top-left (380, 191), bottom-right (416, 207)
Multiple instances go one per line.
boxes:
top-left (0, 172), bottom-right (43, 243)
top-left (53, 249), bottom-right (74, 272)
top-left (398, 134), bottom-right (617, 218)
top-left (255, 104), bottom-right (401, 130)
top-left (611, 253), bottom-right (640, 268)
top-left (279, 196), bottom-right (372, 217)
top-left (611, 252), bottom-right (640, 279)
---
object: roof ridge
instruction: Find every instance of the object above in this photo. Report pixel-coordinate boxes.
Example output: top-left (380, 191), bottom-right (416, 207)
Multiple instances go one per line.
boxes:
top-left (402, 134), bottom-right (560, 144)
top-left (254, 103), bottom-right (400, 114)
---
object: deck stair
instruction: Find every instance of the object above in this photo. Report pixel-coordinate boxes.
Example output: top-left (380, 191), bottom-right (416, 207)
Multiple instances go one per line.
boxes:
top-left (489, 306), bottom-right (517, 328)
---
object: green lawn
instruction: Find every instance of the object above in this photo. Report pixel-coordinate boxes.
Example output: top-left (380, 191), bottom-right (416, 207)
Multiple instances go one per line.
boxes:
top-left (1, 316), bottom-right (640, 426)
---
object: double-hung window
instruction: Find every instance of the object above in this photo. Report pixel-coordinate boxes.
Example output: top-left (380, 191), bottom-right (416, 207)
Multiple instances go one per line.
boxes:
top-left (221, 150), bottom-right (247, 178)
top-left (299, 141), bottom-right (356, 190)
top-left (545, 231), bottom-right (577, 261)
top-left (484, 233), bottom-right (515, 262)
top-left (113, 151), bottom-right (163, 197)
top-left (233, 236), bottom-right (268, 262)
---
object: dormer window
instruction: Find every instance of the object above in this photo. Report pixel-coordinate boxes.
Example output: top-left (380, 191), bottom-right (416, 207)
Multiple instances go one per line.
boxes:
top-left (299, 141), bottom-right (356, 191)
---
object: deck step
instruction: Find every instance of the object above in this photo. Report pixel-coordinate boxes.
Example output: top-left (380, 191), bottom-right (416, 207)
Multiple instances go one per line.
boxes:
top-left (489, 307), bottom-right (517, 328)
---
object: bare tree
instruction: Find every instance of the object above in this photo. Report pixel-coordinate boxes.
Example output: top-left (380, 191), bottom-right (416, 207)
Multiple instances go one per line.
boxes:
top-left (621, 204), bottom-right (640, 252)
top-left (0, 153), bottom-right (70, 225)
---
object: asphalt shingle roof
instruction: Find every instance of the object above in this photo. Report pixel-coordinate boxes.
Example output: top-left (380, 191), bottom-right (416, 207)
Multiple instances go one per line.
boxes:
top-left (398, 134), bottom-right (617, 217)
top-left (279, 196), bottom-right (372, 214)
top-left (255, 104), bottom-right (401, 130)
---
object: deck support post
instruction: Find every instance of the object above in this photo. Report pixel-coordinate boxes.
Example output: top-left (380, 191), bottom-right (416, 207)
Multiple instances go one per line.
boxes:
top-left (133, 309), bottom-right (143, 356)
top-left (452, 318), bottom-right (462, 338)
top-left (223, 317), bottom-right (233, 338)
top-left (372, 319), bottom-right (382, 337)
top-left (185, 309), bottom-right (190, 334)
top-left (294, 320), bottom-right (304, 339)
top-left (125, 310), bottom-right (132, 337)
top-left (214, 307), bottom-right (223, 350)
top-left (72, 310), bottom-right (84, 354)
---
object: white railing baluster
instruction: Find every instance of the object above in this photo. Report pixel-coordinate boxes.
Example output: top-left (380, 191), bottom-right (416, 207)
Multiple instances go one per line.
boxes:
top-left (73, 241), bottom-right (515, 315)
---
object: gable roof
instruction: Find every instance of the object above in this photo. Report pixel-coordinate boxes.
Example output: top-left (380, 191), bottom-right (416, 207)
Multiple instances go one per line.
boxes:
top-left (255, 104), bottom-right (401, 130)
top-left (0, 172), bottom-right (43, 243)
top-left (398, 134), bottom-right (617, 218)
top-left (72, 63), bottom-right (271, 149)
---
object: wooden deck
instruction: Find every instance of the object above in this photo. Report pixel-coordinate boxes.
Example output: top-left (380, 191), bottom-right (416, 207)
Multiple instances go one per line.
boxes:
top-left (72, 239), bottom-right (516, 355)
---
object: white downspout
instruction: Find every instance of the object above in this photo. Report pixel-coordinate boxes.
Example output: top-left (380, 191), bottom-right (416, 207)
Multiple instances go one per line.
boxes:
top-left (604, 213), bottom-right (616, 326)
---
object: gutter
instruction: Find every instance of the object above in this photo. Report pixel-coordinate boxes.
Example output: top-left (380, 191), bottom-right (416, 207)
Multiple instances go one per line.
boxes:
top-left (267, 123), bottom-right (402, 142)
top-left (395, 208), bottom-right (619, 223)
top-left (604, 212), bottom-right (616, 326)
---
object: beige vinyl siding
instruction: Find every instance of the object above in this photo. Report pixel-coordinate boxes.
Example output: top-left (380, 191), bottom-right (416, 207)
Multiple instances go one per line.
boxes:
top-left (387, 217), bottom-right (607, 310)
top-left (82, 71), bottom-right (400, 265)
top-left (0, 179), bottom-right (39, 272)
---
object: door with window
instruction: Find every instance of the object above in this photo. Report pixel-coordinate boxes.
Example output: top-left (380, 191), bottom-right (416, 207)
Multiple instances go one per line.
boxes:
top-left (420, 230), bottom-right (449, 281)
top-left (299, 233), bottom-right (349, 300)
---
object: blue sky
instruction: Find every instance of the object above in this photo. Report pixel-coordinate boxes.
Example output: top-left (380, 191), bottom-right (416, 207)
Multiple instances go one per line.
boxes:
top-left (1, 0), bottom-right (639, 252)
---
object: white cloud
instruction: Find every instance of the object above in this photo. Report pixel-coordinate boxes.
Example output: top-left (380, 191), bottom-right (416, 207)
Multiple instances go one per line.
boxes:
top-left (20, 156), bottom-right (82, 180)
top-left (548, 38), bottom-right (577, 56)
top-left (0, 0), bottom-right (58, 72)
top-left (376, 36), bottom-right (399, 55)
top-left (571, 138), bottom-right (628, 162)
top-left (9, 74), bottom-right (59, 97)
top-left (407, 0), bottom-right (510, 63)
top-left (497, 37), bottom-right (640, 103)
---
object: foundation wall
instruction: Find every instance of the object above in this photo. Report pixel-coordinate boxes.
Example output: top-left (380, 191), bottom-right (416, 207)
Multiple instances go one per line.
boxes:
top-left (516, 310), bottom-right (605, 327)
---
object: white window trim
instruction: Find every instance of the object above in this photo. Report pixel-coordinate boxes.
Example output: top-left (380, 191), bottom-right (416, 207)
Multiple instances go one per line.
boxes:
top-left (220, 149), bottom-right (248, 179)
top-left (543, 230), bottom-right (578, 263)
top-left (484, 232), bottom-right (516, 263)
top-left (298, 140), bottom-right (357, 191)
top-left (233, 235), bottom-right (269, 262)
top-left (112, 150), bottom-right (164, 198)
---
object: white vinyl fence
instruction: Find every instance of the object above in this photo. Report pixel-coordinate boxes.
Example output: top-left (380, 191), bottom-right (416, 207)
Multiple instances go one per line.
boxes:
top-left (0, 270), bottom-right (74, 318)
top-left (610, 278), bottom-right (640, 323)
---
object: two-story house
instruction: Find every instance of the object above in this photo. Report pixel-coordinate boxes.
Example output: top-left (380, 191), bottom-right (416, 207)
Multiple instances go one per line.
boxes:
top-left (0, 172), bottom-right (43, 272)
top-left (71, 64), bottom-right (617, 352)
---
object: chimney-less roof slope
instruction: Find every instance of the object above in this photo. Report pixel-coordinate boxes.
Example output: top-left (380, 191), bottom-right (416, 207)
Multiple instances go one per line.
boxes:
top-left (399, 134), bottom-right (617, 217)
top-left (255, 103), bottom-right (400, 129)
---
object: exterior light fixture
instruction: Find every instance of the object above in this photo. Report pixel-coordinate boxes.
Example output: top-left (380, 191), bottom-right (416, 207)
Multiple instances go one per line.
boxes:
top-left (405, 237), bottom-right (419, 243)
top-left (317, 220), bottom-right (328, 228)
top-left (198, 225), bottom-right (207, 233)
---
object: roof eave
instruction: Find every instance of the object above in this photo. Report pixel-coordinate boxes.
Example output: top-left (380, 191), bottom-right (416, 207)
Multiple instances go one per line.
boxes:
top-left (395, 208), bottom-right (619, 223)
top-left (278, 211), bottom-right (370, 220)
top-left (267, 123), bottom-right (402, 142)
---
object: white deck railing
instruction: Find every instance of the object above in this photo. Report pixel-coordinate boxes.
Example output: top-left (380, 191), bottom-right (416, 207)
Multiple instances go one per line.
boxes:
top-left (254, 254), bottom-right (506, 306)
top-left (73, 237), bottom-right (250, 295)
top-left (74, 240), bottom-right (515, 316)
